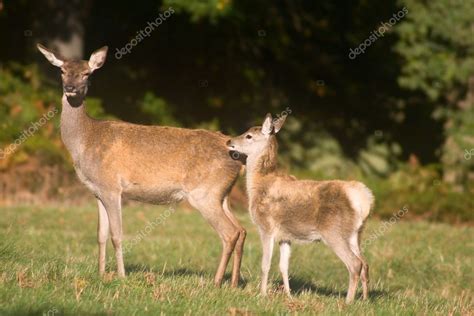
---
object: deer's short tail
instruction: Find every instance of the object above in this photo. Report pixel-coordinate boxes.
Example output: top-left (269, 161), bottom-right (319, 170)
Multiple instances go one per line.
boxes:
top-left (345, 182), bottom-right (374, 228)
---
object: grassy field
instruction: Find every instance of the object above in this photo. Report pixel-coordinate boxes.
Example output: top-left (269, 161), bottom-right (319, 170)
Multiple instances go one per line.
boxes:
top-left (0, 204), bottom-right (472, 315)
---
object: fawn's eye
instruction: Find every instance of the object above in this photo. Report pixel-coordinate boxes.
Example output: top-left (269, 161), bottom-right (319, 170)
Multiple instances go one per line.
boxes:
top-left (246, 134), bottom-right (252, 139)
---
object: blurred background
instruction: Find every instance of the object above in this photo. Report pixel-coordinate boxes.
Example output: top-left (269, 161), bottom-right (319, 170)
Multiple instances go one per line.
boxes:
top-left (0, 0), bottom-right (472, 222)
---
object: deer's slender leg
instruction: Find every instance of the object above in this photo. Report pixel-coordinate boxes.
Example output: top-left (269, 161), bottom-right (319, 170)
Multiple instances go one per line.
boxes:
top-left (97, 199), bottom-right (110, 276)
top-left (215, 229), bottom-right (239, 286)
top-left (101, 194), bottom-right (125, 277)
top-left (188, 193), bottom-right (240, 287)
top-left (350, 231), bottom-right (369, 300)
top-left (279, 241), bottom-right (291, 296)
top-left (325, 236), bottom-right (362, 303)
top-left (361, 259), bottom-right (369, 300)
top-left (222, 196), bottom-right (247, 287)
top-left (259, 231), bottom-right (274, 295)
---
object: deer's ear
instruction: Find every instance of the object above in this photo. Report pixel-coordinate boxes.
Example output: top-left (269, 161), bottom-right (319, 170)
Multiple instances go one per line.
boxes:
top-left (89, 46), bottom-right (108, 71)
top-left (273, 114), bottom-right (287, 134)
top-left (261, 113), bottom-right (273, 135)
top-left (37, 44), bottom-right (64, 67)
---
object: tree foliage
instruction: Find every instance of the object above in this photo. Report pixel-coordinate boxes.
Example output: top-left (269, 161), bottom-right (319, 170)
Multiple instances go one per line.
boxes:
top-left (395, 0), bottom-right (474, 187)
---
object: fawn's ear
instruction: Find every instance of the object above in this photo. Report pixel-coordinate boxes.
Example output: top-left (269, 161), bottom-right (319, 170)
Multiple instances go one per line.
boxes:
top-left (261, 113), bottom-right (273, 135)
top-left (37, 44), bottom-right (64, 67)
top-left (88, 46), bottom-right (108, 71)
top-left (273, 114), bottom-right (287, 134)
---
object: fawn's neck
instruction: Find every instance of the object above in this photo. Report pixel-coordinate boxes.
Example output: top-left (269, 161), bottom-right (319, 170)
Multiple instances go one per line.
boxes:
top-left (60, 94), bottom-right (92, 160)
top-left (245, 137), bottom-right (279, 204)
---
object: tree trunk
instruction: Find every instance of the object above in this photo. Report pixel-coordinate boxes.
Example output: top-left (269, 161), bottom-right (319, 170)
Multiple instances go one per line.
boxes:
top-left (33, 0), bottom-right (91, 59)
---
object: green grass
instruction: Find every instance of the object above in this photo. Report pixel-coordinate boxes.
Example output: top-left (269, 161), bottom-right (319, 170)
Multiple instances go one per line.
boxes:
top-left (0, 204), bottom-right (472, 315)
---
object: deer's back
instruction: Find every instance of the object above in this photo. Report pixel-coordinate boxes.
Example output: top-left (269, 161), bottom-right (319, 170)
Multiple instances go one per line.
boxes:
top-left (74, 120), bottom-right (242, 201)
top-left (251, 178), bottom-right (373, 242)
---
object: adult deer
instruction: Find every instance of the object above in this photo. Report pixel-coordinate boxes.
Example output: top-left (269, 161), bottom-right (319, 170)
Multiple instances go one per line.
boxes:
top-left (37, 44), bottom-right (246, 287)
top-left (227, 114), bottom-right (374, 303)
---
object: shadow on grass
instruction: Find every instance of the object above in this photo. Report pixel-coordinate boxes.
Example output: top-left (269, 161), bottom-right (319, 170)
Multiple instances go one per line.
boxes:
top-left (125, 263), bottom-right (248, 288)
top-left (3, 308), bottom-right (104, 316)
top-left (126, 263), bottom-right (206, 276)
top-left (223, 272), bottom-right (249, 289)
top-left (290, 276), bottom-right (387, 301)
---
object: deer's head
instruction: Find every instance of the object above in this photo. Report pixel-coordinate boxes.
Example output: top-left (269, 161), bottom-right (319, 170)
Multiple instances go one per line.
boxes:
top-left (37, 44), bottom-right (108, 103)
top-left (227, 113), bottom-right (287, 157)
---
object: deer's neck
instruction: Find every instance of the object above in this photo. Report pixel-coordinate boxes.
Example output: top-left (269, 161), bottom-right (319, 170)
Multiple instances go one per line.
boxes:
top-left (60, 95), bottom-right (92, 160)
top-left (245, 138), bottom-right (279, 205)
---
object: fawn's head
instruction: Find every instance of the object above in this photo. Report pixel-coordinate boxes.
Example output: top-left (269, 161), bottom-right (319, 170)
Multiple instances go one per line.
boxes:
top-left (37, 44), bottom-right (108, 102)
top-left (227, 113), bottom-right (287, 157)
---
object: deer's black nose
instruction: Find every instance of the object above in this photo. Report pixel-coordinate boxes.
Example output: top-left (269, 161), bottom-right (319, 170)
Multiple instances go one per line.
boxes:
top-left (64, 85), bottom-right (75, 92)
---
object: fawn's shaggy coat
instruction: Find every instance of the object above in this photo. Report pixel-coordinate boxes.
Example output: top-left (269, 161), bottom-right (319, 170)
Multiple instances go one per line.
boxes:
top-left (228, 114), bottom-right (374, 303)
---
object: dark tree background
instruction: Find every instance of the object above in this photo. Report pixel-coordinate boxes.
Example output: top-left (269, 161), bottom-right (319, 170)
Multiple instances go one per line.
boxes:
top-left (0, 0), bottom-right (472, 220)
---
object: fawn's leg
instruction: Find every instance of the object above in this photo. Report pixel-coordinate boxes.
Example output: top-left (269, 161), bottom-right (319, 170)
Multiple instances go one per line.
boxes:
top-left (259, 231), bottom-right (274, 295)
top-left (97, 199), bottom-right (109, 276)
top-left (223, 197), bottom-right (247, 288)
top-left (350, 231), bottom-right (369, 300)
top-left (279, 241), bottom-right (291, 296)
top-left (326, 236), bottom-right (363, 303)
top-left (101, 194), bottom-right (125, 277)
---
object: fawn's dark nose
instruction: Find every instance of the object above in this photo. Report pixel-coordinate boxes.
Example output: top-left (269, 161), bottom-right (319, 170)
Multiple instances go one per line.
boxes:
top-left (64, 85), bottom-right (75, 92)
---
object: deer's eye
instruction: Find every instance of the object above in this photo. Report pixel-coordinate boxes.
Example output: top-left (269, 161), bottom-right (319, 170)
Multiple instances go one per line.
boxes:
top-left (246, 134), bottom-right (252, 139)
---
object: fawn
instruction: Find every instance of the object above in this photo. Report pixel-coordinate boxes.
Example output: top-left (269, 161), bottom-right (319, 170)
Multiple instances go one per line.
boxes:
top-left (37, 44), bottom-right (246, 287)
top-left (227, 113), bottom-right (374, 303)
